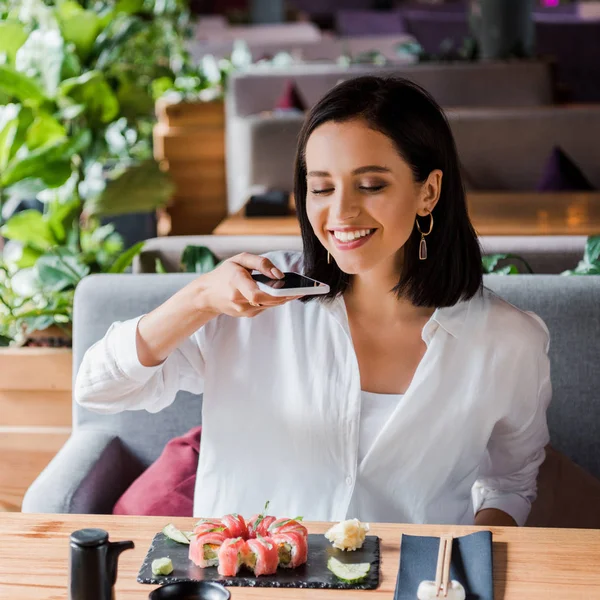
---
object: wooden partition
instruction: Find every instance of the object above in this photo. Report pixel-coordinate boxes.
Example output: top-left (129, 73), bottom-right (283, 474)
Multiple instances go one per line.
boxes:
top-left (0, 348), bottom-right (72, 511)
top-left (153, 99), bottom-right (228, 235)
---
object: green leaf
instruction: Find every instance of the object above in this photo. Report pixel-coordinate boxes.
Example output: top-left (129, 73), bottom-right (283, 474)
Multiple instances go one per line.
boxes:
top-left (481, 253), bottom-right (505, 274)
top-left (155, 257), bottom-right (167, 274)
top-left (115, 78), bottom-right (154, 121)
top-left (0, 335), bottom-right (11, 347)
top-left (181, 246), bottom-right (218, 274)
top-left (0, 65), bottom-right (47, 105)
top-left (59, 71), bottom-right (119, 126)
top-left (36, 250), bottom-right (90, 292)
top-left (26, 113), bottom-right (67, 151)
top-left (0, 21), bottom-right (28, 65)
top-left (0, 103), bottom-right (20, 171)
top-left (115, 0), bottom-right (145, 14)
top-left (1, 128), bottom-right (90, 187)
top-left (583, 236), bottom-right (600, 266)
top-left (56, 0), bottom-right (102, 61)
top-left (85, 160), bottom-right (173, 217)
top-left (493, 265), bottom-right (519, 276)
top-left (47, 198), bottom-right (80, 244)
top-left (107, 241), bottom-right (145, 273)
top-left (0, 210), bottom-right (57, 251)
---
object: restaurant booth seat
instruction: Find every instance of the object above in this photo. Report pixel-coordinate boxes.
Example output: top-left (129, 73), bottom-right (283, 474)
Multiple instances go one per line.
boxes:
top-left (131, 235), bottom-right (587, 276)
top-left (22, 262), bottom-right (600, 528)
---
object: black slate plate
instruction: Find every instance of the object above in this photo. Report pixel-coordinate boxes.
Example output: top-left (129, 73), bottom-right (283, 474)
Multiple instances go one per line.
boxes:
top-left (138, 533), bottom-right (380, 590)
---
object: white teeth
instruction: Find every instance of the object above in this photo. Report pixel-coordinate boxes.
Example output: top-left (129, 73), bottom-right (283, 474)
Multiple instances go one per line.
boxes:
top-left (333, 229), bottom-right (373, 242)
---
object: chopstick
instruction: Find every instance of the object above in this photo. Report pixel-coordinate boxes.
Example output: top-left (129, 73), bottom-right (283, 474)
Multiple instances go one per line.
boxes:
top-left (434, 534), bottom-right (453, 597)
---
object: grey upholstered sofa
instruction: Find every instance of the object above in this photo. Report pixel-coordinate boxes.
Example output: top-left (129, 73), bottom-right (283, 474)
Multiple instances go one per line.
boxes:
top-left (226, 62), bottom-right (555, 213)
top-left (228, 105), bottom-right (600, 215)
top-left (132, 235), bottom-right (587, 276)
top-left (22, 267), bottom-right (600, 526)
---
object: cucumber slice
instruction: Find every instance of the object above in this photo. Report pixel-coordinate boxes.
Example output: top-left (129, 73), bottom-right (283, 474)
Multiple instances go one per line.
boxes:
top-left (162, 523), bottom-right (191, 545)
top-left (327, 556), bottom-right (370, 583)
top-left (183, 531), bottom-right (194, 540)
top-left (152, 557), bottom-right (174, 576)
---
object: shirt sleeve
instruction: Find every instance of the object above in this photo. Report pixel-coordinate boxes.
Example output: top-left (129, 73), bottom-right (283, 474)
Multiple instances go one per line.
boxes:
top-left (472, 324), bottom-right (552, 526)
top-left (74, 315), bottom-right (208, 415)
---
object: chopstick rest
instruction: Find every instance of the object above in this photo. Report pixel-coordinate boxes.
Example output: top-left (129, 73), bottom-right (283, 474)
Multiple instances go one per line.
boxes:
top-left (416, 535), bottom-right (466, 600)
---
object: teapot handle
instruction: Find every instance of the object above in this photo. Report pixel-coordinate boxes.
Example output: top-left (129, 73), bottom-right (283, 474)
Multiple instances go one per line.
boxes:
top-left (107, 540), bottom-right (135, 585)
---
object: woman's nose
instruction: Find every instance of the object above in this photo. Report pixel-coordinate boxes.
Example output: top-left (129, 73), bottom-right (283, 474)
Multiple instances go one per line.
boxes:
top-left (330, 190), bottom-right (360, 222)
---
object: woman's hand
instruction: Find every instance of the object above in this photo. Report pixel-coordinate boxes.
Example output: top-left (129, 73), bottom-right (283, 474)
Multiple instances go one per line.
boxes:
top-left (197, 252), bottom-right (297, 318)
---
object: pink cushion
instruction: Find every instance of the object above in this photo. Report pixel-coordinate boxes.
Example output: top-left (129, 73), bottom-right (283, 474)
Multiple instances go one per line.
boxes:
top-left (113, 426), bottom-right (201, 517)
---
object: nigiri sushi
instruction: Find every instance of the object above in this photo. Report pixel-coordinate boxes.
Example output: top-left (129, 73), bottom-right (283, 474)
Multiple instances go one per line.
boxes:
top-left (270, 531), bottom-right (308, 569)
top-left (189, 530), bottom-right (229, 568)
top-left (217, 537), bottom-right (247, 576)
top-left (244, 535), bottom-right (279, 576)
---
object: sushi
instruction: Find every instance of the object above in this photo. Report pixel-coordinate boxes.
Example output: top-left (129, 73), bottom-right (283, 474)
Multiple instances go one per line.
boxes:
top-left (267, 518), bottom-right (308, 539)
top-left (217, 537), bottom-right (247, 576)
top-left (193, 518), bottom-right (226, 537)
top-left (244, 535), bottom-right (279, 576)
top-left (247, 514), bottom-right (276, 538)
top-left (189, 530), bottom-right (229, 568)
top-left (270, 531), bottom-right (308, 569)
top-left (221, 513), bottom-right (248, 539)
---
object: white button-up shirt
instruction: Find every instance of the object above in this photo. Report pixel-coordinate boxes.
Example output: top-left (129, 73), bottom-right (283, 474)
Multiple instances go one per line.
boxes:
top-left (75, 251), bottom-right (551, 526)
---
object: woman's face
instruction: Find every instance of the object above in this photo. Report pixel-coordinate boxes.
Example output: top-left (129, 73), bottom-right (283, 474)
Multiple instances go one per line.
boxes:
top-left (304, 118), bottom-right (441, 277)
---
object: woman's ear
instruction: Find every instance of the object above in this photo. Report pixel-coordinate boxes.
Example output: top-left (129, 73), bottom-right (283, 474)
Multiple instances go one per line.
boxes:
top-left (417, 169), bottom-right (443, 216)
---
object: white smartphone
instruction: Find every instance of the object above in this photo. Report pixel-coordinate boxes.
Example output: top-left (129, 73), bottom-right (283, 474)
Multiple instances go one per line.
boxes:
top-left (252, 271), bottom-right (330, 297)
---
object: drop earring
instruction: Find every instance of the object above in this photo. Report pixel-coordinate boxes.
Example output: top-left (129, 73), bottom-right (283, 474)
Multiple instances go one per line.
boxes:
top-left (415, 211), bottom-right (434, 260)
top-left (327, 251), bottom-right (331, 264)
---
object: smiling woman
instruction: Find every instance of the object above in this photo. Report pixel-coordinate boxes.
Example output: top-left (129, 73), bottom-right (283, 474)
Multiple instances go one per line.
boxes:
top-left (75, 76), bottom-right (551, 530)
top-left (295, 76), bottom-right (482, 308)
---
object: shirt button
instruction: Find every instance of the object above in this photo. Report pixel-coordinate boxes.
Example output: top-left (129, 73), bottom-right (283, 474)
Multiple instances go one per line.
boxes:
top-left (346, 476), bottom-right (353, 486)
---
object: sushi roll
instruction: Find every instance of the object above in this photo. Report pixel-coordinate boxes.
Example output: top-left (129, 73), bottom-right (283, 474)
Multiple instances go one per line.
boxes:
top-left (221, 513), bottom-right (248, 539)
top-left (270, 531), bottom-right (308, 569)
top-left (244, 535), bottom-right (279, 576)
top-left (247, 514), bottom-right (276, 539)
top-left (193, 518), bottom-right (226, 537)
top-left (189, 530), bottom-right (229, 568)
top-left (267, 518), bottom-right (308, 539)
top-left (217, 537), bottom-right (247, 576)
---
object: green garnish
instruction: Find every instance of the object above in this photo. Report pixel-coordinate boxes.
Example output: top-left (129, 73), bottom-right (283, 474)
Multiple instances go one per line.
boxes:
top-left (152, 557), bottom-right (174, 576)
top-left (327, 557), bottom-right (370, 583)
top-left (256, 533), bottom-right (273, 550)
top-left (162, 524), bottom-right (191, 545)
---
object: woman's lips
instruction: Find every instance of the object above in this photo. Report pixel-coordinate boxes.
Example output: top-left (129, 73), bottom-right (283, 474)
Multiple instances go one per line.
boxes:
top-left (329, 229), bottom-right (376, 251)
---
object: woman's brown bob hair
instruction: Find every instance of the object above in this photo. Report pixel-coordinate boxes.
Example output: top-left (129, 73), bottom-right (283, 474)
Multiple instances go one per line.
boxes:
top-left (295, 76), bottom-right (482, 307)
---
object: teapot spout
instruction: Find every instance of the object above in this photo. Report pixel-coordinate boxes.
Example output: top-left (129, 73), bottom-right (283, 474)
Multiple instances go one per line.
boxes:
top-left (107, 540), bottom-right (135, 585)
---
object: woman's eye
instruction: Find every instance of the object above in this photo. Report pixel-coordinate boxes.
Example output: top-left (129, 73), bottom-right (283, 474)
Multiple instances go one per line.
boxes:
top-left (311, 188), bottom-right (334, 195)
top-left (359, 185), bottom-right (386, 193)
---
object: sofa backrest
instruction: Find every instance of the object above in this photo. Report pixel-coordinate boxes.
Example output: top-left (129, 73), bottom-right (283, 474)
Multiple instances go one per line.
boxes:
top-left (237, 105), bottom-right (600, 200)
top-left (448, 105), bottom-right (600, 190)
top-left (74, 273), bottom-right (600, 478)
top-left (133, 235), bottom-right (586, 276)
top-left (229, 61), bottom-right (554, 117)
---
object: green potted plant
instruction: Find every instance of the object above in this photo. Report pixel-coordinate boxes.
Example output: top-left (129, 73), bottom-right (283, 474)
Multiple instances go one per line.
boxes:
top-left (0, 0), bottom-right (199, 347)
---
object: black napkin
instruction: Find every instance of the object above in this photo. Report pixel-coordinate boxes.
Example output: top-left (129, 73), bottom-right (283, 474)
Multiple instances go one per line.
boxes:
top-left (394, 531), bottom-right (493, 600)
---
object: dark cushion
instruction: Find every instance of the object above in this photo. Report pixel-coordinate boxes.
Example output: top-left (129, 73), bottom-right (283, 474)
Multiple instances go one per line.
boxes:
top-left (274, 80), bottom-right (307, 112)
top-left (113, 426), bottom-right (201, 517)
top-left (536, 146), bottom-right (595, 191)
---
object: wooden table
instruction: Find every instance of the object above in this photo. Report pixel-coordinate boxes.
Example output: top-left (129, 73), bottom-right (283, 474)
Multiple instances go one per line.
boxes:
top-left (3, 514), bottom-right (600, 599)
top-left (213, 192), bottom-right (600, 237)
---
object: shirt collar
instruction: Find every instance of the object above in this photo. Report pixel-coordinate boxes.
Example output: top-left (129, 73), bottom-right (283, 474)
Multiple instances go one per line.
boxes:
top-left (322, 292), bottom-right (473, 342)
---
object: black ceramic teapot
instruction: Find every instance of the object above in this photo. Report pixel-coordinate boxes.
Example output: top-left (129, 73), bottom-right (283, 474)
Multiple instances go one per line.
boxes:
top-left (69, 528), bottom-right (134, 600)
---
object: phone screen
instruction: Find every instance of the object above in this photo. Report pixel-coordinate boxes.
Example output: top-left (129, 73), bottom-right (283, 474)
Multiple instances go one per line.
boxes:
top-left (252, 272), bottom-right (326, 289)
